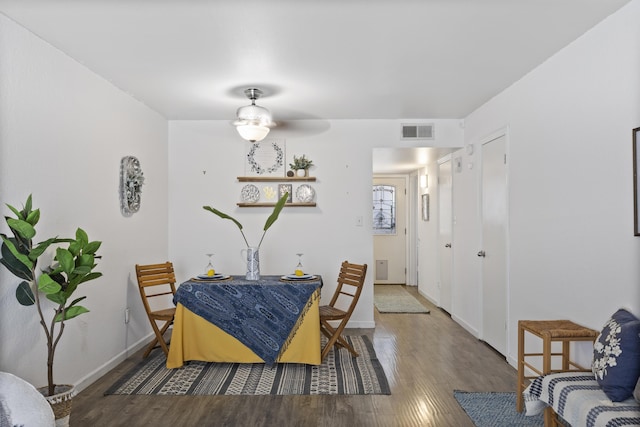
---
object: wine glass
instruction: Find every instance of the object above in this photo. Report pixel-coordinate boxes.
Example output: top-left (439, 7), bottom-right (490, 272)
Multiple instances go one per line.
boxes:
top-left (294, 253), bottom-right (304, 276)
top-left (205, 253), bottom-right (215, 276)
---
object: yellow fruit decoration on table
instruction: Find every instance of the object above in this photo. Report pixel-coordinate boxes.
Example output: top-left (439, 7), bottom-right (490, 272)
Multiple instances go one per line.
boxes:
top-left (294, 269), bottom-right (304, 276)
top-left (207, 269), bottom-right (215, 276)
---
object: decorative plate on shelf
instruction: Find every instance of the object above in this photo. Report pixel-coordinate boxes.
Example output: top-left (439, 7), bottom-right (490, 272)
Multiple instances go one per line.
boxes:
top-left (241, 184), bottom-right (260, 202)
top-left (295, 184), bottom-right (315, 203)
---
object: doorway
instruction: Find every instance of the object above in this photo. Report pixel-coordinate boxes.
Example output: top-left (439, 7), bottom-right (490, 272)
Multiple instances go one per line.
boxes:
top-left (373, 176), bottom-right (407, 284)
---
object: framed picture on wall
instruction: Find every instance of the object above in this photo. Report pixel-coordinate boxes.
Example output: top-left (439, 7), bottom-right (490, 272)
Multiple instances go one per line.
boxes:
top-left (633, 127), bottom-right (640, 235)
top-left (422, 194), bottom-right (430, 221)
top-left (245, 140), bottom-right (285, 176)
top-left (278, 184), bottom-right (292, 203)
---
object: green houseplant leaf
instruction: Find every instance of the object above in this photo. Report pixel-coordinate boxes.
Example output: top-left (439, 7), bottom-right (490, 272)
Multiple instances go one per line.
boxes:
top-left (263, 192), bottom-right (288, 232)
top-left (56, 248), bottom-right (75, 276)
top-left (258, 192), bottom-right (288, 248)
top-left (16, 281), bottom-right (35, 306)
top-left (202, 206), bottom-right (244, 231)
top-left (1, 240), bottom-right (32, 280)
top-left (29, 237), bottom-right (62, 261)
top-left (6, 218), bottom-right (36, 240)
top-left (204, 191), bottom-right (290, 249)
top-left (1, 236), bottom-right (34, 271)
top-left (203, 206), bottom-right (249, 247)
top-left (38, 273), bottom-right (62, 295)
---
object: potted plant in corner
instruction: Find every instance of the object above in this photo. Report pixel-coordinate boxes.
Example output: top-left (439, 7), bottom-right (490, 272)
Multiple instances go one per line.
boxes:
top-left (289, 154), bottom-right (313, 177)
top-left (0, 195), bottom-right (102, 426)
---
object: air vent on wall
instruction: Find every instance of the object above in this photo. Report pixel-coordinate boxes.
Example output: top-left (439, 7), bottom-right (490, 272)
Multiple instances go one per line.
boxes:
top-left (401, 123), bottom-right (434, 140)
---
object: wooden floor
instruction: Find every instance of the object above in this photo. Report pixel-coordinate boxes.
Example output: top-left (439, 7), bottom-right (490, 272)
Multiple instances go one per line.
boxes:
top-left (71, 286), bottom-right (517, 426)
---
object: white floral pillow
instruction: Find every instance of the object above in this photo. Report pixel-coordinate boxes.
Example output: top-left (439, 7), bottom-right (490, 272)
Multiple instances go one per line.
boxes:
top-left (592, 308), bottom-right (640, 402)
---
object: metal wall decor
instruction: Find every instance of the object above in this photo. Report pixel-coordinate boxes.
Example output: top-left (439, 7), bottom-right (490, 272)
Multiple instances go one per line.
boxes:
top-left (120, 156), bottom-right (144, 216)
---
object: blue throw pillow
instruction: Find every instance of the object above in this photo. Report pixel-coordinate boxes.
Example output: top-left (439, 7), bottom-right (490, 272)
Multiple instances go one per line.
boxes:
top-left (592, 308), bottom-right (640, 402)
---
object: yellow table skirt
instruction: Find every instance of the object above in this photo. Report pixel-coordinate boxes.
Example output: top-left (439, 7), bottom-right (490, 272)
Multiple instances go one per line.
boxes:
top-left (167, 298), bottom-right (321, 368)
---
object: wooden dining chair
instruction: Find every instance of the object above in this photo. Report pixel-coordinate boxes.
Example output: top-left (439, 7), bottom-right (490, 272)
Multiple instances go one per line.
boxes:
top-left (319, 261), bottom-right (368, 361)
top-left (135, 262), bottom-right (177, 358)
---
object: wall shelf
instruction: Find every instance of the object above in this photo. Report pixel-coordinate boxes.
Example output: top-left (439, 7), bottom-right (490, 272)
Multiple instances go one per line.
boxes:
top-left (237, 176), bottom-right (317, 208)
top-left (237, 202), bottom-right (317, 208)
top-left (237, 176), bottom-right (316, 182)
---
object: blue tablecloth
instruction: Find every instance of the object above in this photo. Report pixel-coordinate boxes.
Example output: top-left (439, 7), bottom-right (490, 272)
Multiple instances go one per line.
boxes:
top-left (174, 275), bottom-right (322, 365)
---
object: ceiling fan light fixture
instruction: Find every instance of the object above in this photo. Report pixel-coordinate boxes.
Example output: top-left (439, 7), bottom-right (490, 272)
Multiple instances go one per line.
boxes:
top-left (233, 88), bottom-right (275, 142)
top-left (236, 124), bottom-right (270, 142)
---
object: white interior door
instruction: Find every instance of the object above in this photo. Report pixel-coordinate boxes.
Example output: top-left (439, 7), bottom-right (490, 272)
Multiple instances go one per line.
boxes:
top-left (438, 159), bottom-right (453, 312)
top-left (480, 135), bottom-right (508, 355)
top-left (373, 176), bottom-right (407, 284)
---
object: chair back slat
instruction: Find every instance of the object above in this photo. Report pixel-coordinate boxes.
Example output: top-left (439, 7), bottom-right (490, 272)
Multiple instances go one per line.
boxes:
top-left (145, 290), bottom-right (174, 298)
top-left (328, 261), bottom-right (367, 310)
top-left (135, 262), bottom-right (177, 305)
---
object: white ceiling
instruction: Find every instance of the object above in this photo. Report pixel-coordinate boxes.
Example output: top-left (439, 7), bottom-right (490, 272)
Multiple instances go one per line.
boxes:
top-left (0, 0), bottom-right (630, 172)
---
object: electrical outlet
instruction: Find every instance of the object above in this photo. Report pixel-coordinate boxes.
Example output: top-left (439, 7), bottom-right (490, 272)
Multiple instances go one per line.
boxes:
top-left (355, 216), bottom-right (363, 227)
top-left (124, 308), bottom-right (130, 324)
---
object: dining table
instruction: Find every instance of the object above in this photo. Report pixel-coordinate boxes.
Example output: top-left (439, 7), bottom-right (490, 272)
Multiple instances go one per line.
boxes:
top-left (166, 274), bottom-right (323, 368)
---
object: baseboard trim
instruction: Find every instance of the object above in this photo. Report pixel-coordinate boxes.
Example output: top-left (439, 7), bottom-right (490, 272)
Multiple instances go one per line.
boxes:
top-left (73, 333), bottom-right (154, 393)
top-left (418, 288), bottom-right (439, 306)
top-left (451, 314), bottom-right (479, 339)
top-left (347, 320), bottom-right (376, 329)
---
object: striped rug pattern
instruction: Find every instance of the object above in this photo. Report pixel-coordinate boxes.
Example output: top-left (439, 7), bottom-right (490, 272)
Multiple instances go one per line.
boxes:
top-left (105, 336), bottom-right (390, 396)
top-left (454, 391), bottom-right (543, 427)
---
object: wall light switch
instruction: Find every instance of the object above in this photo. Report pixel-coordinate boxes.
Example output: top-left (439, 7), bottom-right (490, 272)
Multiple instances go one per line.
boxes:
top-left (355, 216), bottom-right (363, 227)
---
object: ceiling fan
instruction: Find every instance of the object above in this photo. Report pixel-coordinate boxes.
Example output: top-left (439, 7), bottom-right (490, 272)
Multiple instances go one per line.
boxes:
top-left (231, 86), bottom-right (331, 141)
top-left (232, 88), bottom-right (275, 142)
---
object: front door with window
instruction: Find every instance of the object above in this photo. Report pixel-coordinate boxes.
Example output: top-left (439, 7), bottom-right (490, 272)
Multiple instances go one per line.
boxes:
top-left (373, 176), bottom-right (407, 284)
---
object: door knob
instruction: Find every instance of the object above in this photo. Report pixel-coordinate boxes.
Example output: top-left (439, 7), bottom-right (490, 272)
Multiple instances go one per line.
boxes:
top-left (477, 250), bottom-right (486, 257)
top-left (445, 243), bottom-right (452, 248)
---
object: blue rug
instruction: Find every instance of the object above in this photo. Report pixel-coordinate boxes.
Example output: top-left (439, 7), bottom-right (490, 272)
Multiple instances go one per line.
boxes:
top-left (454, 391), bottom-right (543, 427)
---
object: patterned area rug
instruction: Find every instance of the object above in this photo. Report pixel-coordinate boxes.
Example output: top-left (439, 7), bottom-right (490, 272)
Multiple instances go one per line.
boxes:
top-left (374, 285), bottom-right (430, 313)
top-left (105, 336), bottom-right (390, 396)
top-left (454, 391), bottom-right (543, 427)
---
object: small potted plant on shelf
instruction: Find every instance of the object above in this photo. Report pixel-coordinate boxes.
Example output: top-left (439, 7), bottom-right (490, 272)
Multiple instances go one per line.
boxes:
top-left (0, 195), bottom-right (102, 426)
top-left (289, 154), bottom-right (313, 177)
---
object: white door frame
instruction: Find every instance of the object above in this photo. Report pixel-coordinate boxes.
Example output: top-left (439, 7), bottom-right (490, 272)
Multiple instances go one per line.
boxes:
top-left (478, 127), bottom-right (510, 356)
top-left (408, 173), bottom-right (419, 286)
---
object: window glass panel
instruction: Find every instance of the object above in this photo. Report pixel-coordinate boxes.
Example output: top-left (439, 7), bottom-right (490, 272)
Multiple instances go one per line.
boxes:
top-left (372, 185), bottom-right (396, 235)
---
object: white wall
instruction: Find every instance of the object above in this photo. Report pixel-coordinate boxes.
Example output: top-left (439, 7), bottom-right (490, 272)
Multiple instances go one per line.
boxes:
top-left (168, 120), bottom-right (463, 327)
top-left (0, 15), bottom-right (169, 390)
top-left (457, 1), bottom-right (640, 366)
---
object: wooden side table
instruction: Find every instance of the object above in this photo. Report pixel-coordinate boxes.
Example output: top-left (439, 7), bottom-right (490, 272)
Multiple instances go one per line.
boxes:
top-left (516, 320), bottom-right (598, 418)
